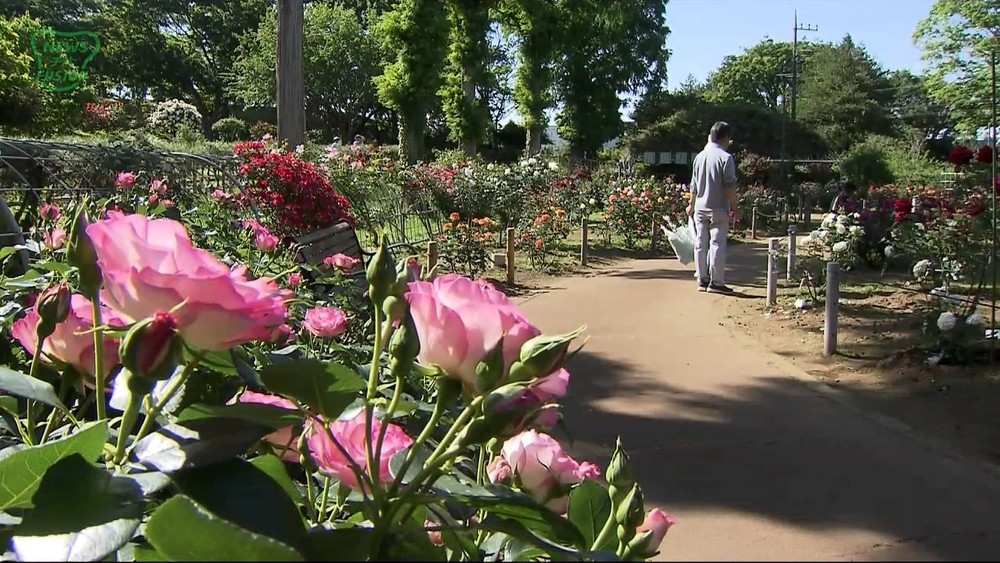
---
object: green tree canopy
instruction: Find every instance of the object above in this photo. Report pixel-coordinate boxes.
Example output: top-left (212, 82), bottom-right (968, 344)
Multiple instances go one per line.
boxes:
top-left (914, 0), bottom-right (1000, 135)
top-left (796, 35), bottom-right (895, 153)
top-left (703, 39), bottom-right (798, 110)
top-left (230, 2), bottom-right (385, 143)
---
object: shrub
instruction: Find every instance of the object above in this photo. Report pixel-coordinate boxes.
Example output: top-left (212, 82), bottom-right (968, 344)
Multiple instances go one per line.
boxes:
top-left (147, 98), bottom-right (203, 139)
top-left (212, 117), bottom-right (250, 141)
top-left (517, 207), bottom-right (573, 271)
top-left (437, 214), bottom-right (497, 277)
top-left (233, 138), bottom-right (354, 237)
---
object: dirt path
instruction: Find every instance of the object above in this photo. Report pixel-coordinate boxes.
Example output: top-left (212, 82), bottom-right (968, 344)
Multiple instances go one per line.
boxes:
top-left (515, 252), bottom-right (1000, 561)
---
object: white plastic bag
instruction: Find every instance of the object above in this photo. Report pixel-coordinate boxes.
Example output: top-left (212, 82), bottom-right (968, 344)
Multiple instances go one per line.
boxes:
top-left (661, 215), bottom-right (698, 266)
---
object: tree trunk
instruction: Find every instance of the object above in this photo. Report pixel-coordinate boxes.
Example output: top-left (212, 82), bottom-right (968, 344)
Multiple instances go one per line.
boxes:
top-left (276, 0), bottom-right (305, 150)
top-left (461, 67), bottom-right (477, 156)
top-left (526, 124), bottom-right (543, 155)
top-left (400, 110), bottom-right (427, 164)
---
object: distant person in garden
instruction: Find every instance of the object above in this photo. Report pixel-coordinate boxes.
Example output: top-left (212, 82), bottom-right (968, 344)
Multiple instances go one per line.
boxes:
top-left (686, 121), bottom-right (741, 294)
top-left (830, 181), bottom-right (858, 213)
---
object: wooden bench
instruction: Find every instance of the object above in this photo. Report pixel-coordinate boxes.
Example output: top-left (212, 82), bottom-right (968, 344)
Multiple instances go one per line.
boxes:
top-left (289, 221), bottom-right (420, 287)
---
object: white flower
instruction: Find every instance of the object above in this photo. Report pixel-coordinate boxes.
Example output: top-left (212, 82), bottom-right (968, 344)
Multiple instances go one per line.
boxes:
top-left (294, 144), bottom-right (304, 154)
top-left (589, 198), bottom-right (596, 205)
top-left (836, 214), bottom-right (848, 224)
top-left (836, 223), bottom-right (847, 235)
top-left (800, 235), bottom-right (813, 245)
top-left (915, 223), bottom-right (925, 231)
top-left (527, 158), bottom-right (537, 166)
top-left (487, 163), bottom-right (495, 170)
top-left (504, 167), bottom-right (511, 175)
top-left (821, 215), bottom-right (835, 228)
top-left (832, 241), bottom-right (849, 253)
top-left (913, 259), bottom-right (933, 279)
top-left (966, 313), bottom-right (984, 326)
top-left (851, 212), bottom-right (860, 220)
top-left (579, 203), bottom-right (586, 209)
top-left (849, 225), bottom-right (863, 235)
top-left (937, 311), bottom-right (957, 332)
top-left (809, 230), bottom-right (822, 239)
top-left (884, 245), bottom-right (894, 257)
top-left (548, 161), bottom-right (559, 171)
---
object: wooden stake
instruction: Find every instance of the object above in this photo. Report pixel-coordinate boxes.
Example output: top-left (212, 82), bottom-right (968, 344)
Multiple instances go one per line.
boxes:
top-left (824, 261), bottom-right (840, 356)
top-left (506, 227), bottom-right (515, 285)
top-left (767, 238), bottom-right (778, 306)
top-left (581, 217), bottom-right (589, 266)
top-left (426, 240), bottom-right (438, 271)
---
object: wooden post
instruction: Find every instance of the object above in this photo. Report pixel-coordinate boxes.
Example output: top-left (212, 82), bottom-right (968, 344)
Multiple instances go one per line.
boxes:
top-left (786, 224), bottom-right (797, 280)
top-left (767, 238), bottom-right (778, 306)
top-left (276, 0), bottom-right (305, 150)
top-left (751, 206), bottom-right (758, 239)
top-left (782, 201), bottom-right (789, 225)
top-left (824, 261), bottom-right (840, 356)
top-left (505, 227), bottom-right (515, 285)
top-left (426, 240), bottom-right (438, 271)
top-left (580, 217), bottom-right (589, 266)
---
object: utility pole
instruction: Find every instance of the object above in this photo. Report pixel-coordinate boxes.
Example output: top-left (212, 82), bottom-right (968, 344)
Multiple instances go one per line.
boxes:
top-left (276, 0), bottom-right (305, 150)
top-left (790, 10), bottom-right (818, 122)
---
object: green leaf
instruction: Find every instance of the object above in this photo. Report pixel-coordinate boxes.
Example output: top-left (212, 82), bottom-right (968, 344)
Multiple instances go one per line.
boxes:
top-left (194, 349), bottom-right (238, 376)
top-left (10, 454), bottom-right (143, 561)
top-left (302, 527), bottom-right (373, 561)
top-left (2, 270), bottom-right (47, 290)
top-left (0, 396), bottom-right (21, 436)
top-left (171, 458), bottom-right (307, 550)
top-left (259, 359), bottom-right (365, 419)
top-left (177, 403), bottom-right (302, 430)
top-left (33, 261), bottom-right (71, 275)
top-left (133, 545), bottom-right (167, 561)
top-left (130, 418), bottom-right (272, 474)
top-left (0, 421), bottom-right (107, 510)
top-left (250, 455), bottom-right (300, 501)
top-left (0, 367), bottom-right (68, 412)
top-left (568, 480), bottom-right (614, 551)
top-left (145, 495), bottom-right (303, 561)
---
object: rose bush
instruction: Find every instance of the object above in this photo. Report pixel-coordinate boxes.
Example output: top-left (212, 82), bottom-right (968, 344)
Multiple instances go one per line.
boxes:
top-left (0, 190), bottom-right (674, 562)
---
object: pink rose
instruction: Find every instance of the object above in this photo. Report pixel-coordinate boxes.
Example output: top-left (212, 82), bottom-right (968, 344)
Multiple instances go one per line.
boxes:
top-left (306, 410), bottom-right (412, 490)
top-left (231, 390), bottom-right (300, 462)
top-left (486, 456), bottom-right (513, 484)
top-left (150, 179), bottom-right (168, 196)
top-left (241, 219), bottom-right (265, 234)
top-left (496, 430), bottom-right (599, 513)
top-left (302, 306), bottom-right (348, 338)
top-left (528, 368), bottom-right (569, 402)
top-left (10, 292), bottom-right (127, 379)
top-left (287, 272), bottom-right (302, 288)
top-left (405, 274), bottom-right (541, 388)
top-left (115, 171), bottom-right (137, 189)
top-left (44, 228), bottom-right (67, 249)
top-left (211, 189), bottom-right (227, 200)
top-left (86, 214), bottom-right (291, 351)
top-left (322, 253), bottom-right (361, 272)
top-left (161, 199), bottom-right (174, 208)
top-left (269, 323), bottom-right (293, 344)
top-left (38, 203), bottom-right (60, 222)
top-left (254, 231), bottom-right (280, 253)
top-left (148, 194), bottom-right (159, 206)
top-left (425, 520), bottom-right (443, 546)
top-left (636, 508), bottom-right (675, 553)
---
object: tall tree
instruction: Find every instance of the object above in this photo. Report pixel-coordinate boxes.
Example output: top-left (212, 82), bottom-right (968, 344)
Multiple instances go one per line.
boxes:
top-left (230, 2), bottom-right (385, 142)
top-left (914, 0), bottom-right (1000, 135)
top-left (439, 0), bottom-right (493, 156)
top-left (885, 70), bottom-right (955, 142)
top-left (497, 0), bottom-right (560, 155)
top-left (481, 24), bottom-right (516, 145)
top-left (703, 39), bottom-right (798, 110)
top-left (373, 0), bottom-right (450, 163)
top-left (796, 36), bottom-right (894, 153)
top-left (554, 0), bottom-right (670, 161)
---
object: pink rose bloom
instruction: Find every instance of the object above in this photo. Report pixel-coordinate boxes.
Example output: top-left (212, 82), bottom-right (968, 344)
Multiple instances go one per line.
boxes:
top-left (44, 228), bottom-right (67, 250)
top-left (211, 189), bottom-right (227, 200)
top-left (405, 274), bottom-right (541, 388)
top-left (150, 179), bottom-right (168, 196)
top-left (287, 272), bottom-right (302, 288)
top-left (38, 202), bottom-right (60, 221)
top-left (115, 171), bottom-right (137, 189)
top-left (528, 368), bottom-right (569, 402)
top-left (230, 390), bottom-right (300, 462)
top-left (496, 430), bottom-right (599, 513)
top-left (254, 231), bottom-right (280, 253)
top-left (306, 410), bottom-right (412, 490)
top-left (161, 199), bottom-right (174, 208)
top-left (636, 508), bottom-right (676, 553)
top-left (86, 214), bottom-right (291, 351)
top-left (302, 306), bottom-right (348, 338)
top-left (10, 292), bottom-right (127, 379)
top-left (322, 253), bottom-right (361, 272)
top-left (269, 323), bottom-right (293, 344)
top-left (424, 520), bottom-right (443, 547)
top-left (486, 456), bottom-right (513, 484)
top-left (148, 194), bottom-right (159, 206)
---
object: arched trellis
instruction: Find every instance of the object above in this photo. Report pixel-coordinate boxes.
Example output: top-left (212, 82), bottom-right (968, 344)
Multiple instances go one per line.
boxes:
top-left (0, 137), bottom-right (259, 275)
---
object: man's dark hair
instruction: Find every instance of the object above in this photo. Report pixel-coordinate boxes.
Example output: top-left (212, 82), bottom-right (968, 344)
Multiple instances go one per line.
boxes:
top-left (709, 121), bottom-right (732, 143)
top-left (842, 181), bottom-right (857, 193)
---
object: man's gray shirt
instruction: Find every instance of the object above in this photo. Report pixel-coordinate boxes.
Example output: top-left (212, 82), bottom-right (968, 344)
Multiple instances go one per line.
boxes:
top-left (690, 142), bottom-right (738, 212)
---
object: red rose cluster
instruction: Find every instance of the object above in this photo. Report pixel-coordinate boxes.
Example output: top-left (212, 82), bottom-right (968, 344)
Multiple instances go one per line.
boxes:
top-left (233, 140), bottom-right (354, 237)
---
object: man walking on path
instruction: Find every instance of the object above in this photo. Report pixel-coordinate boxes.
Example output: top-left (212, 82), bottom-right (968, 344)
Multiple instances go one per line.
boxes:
top-left (686, 121), bottom-right (741, 294)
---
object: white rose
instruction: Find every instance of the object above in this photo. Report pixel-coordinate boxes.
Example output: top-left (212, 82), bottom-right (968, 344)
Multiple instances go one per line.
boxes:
top-left (832, 241), bottom-right (849, 253)
top-left (836, 214), bottom-right (848, 224)
top-left (527, 158), bottom-right (537, 166)
top-left (589, 198), bottom-right (596, 205)
top-left (884, 245), bottom-right (894, 257)
top-left (849, 225), bottom-right (862, 235)
top-left (937, 311), bottom-right (957, 332)
top-left (800, 235), bottom-right (813, 245)
top-left (836, 223), bottom-right (847, 235)
top-left (913, 259), bottom-right (932, 279)
top-left (548, 161), bottom-right (559, 171)
top-left (966, 313), bottom-right (984, 326)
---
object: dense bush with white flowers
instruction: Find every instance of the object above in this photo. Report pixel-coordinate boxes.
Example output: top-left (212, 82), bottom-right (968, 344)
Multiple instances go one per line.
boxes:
top-left (147, 98), bottom-right (203, 139)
